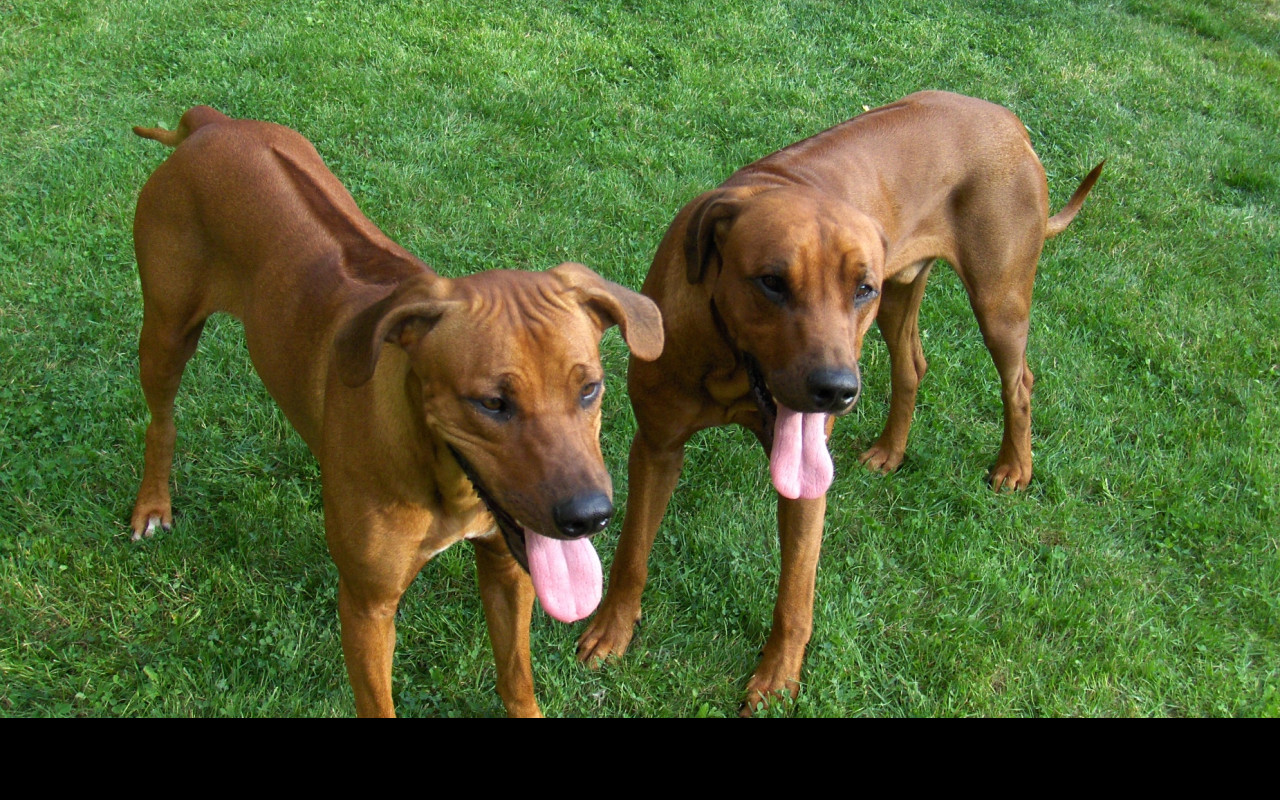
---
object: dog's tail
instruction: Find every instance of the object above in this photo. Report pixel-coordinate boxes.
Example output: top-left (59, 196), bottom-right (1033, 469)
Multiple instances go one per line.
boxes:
top-left (1046, 160), bottom-right (1105, 239)
top-left (133, 106), bottom-right (230, 148)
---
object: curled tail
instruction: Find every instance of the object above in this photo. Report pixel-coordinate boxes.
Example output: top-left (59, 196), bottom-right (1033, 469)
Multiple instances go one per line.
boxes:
top-left (1046, 160), bottom-right (1105, 239)
top-left (133, 105), bottom-right (230, 147)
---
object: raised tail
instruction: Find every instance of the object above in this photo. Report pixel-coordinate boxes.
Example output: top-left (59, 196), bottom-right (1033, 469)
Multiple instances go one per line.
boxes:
top-left (132, 105), bottom-right (230, 147)
top-left (1046, 160), bottom-right (1105, 239)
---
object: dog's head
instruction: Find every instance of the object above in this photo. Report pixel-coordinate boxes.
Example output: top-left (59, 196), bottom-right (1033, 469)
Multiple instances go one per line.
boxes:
top-left (334, 262), bottom-right (663, 621)
top-left (683, 185), bottom-right (886, 498)
top-left (684, 184), bottom-right (885, 415)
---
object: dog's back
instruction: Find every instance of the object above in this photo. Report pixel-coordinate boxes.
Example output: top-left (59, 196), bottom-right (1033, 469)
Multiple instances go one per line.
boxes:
top-left (132, 107), bottom-right (428, 446)
top-left (732, 91), bottom-right (1049, 227)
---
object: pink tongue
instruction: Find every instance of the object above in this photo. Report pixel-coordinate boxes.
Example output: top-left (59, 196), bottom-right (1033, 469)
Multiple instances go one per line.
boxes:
top-left (525, 529), bottom-right (602, 623)
top-left (770, 404), bottom-right (834, 500)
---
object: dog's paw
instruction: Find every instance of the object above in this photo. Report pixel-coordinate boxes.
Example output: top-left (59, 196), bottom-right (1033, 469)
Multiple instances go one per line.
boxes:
top-left (739, 637), bottom-right (805, 716)
top-left (576, 606), bottom-right (639, 667)
top-left (858, 443), bottom-right (904, 474)
top-left (740, 672), bottom-right (801, 718)
top-left (988, 461), bottom-right (1032, 491)
top-left (129, 506), bottom-right (172, 541)
top-left (504, 700), bottom-right (544, 719)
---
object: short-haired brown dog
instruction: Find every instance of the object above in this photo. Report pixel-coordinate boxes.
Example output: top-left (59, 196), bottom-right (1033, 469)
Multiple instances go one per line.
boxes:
top-left (129, 106), bottom-right (663, 716)
top-left (577, 91), bottom-right (1102, 714)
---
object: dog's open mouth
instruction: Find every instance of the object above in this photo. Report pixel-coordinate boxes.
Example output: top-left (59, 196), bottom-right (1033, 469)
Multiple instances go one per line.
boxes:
top-left (743, 354), bottom-right (834, 501)
top-left (448, 446), bottom-right (602, 623)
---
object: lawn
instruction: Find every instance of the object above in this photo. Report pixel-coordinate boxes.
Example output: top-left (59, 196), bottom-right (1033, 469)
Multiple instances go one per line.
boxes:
top-left (1, 0), bottom-right (1276, 716)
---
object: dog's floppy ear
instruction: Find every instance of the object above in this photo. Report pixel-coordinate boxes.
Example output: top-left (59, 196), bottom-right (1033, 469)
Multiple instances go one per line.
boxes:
top-left (550, 262), bottom-right (664, 362)
top-left (683, 186), bottom-right (763, 284)
top-left (334, 273), bottom-right (457, 387)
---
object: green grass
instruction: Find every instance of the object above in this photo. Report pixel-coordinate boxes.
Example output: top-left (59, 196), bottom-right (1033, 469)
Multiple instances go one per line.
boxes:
top-left (2, 0), bottom-right (1276, 716)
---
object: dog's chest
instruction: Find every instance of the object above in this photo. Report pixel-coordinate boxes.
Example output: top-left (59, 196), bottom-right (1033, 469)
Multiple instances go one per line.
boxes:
top-left (705, 368), bottom-right (763, 431)
top-left (413, 471), bottom-right (497, 557)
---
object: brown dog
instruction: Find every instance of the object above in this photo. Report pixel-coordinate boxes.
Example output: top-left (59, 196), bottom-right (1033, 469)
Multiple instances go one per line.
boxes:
top-left (129, 106), bottom-right (663, 717)
top-left (577, 91), bottom-right (1102, 713)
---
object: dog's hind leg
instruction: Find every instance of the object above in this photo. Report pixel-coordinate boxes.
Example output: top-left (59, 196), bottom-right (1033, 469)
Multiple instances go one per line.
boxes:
top-left (958, 239), bottom-right (1042, 491)
top-left (129, 208), bottom-right (220, 539)
top-left (860, 262), bottom-right (933, 474)
top-left (130, 298), bottom-right (208, 539)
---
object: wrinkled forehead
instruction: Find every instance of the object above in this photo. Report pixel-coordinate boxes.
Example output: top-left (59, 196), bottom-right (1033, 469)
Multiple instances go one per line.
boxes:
top-left (730, 190), bottom-right (880, 266)
top-left (430, 271), bottom-right (603, 378)
top-left (733, 189), bottom-right (821, 242)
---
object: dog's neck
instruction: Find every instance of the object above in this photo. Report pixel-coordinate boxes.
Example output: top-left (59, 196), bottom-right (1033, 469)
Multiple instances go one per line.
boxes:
top-left (706, 296), bottom-right (737, 364)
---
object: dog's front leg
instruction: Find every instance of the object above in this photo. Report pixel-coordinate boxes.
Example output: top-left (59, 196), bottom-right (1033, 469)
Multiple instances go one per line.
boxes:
top-left (328, 504), bottom-right (426, 718)
top-left (472, 534), bottom-right (541, 718)
top-left (337, 575), bottom-right (402, 717)
top-left (577, 432), bottom-right (686, 665)
top-left (741, 493), bottom-right (827, 717)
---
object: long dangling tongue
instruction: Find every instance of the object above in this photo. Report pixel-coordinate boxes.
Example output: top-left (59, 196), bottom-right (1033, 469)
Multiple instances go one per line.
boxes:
top-left (770, 404), bottom-right (834, 500)
top-left (525, 529), bottom-right (603, 623)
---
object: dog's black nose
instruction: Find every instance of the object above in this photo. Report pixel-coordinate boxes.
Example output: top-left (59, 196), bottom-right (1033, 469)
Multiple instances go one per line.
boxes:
top-left (552, 492), bottom-right (613, 538)
top-left (807, 368), bottom-right (860, 413)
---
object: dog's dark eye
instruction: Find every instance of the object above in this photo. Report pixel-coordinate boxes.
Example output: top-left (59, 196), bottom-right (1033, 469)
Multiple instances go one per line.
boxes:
top-left (754, 275), bottom-right (787, 303)
top-left (855, 284), bottom-right (878, 303)
top-left (473, 396), bottom-right (512, 420)
top-left (579, 382), bottom-right (603, 407)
